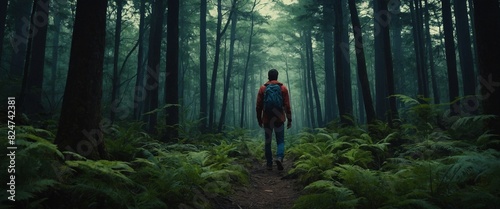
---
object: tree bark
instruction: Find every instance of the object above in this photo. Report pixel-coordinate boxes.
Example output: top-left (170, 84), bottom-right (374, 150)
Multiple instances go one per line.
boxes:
top-left (111, 0), bottom-right (123, 123)
top-left (424, 0), bottom-right (439, 104)
top-left (133, 0), bottom-right (146, 120)
top-left (144, 0), bottom-right (164, 134)
top-left (20, 0), bottom-right (50, 118)
top-left (306, 30), bottom-right (323, 126)
top-left (442, 0), bottom-right (460, 115)
top-left (209, 0), bottom-right (235, 130)
top-left (341, 0), bottom-right (353, 121)
top-left (380, 0), bottom-right (397, 124)
top-left (334, 0), bottom-right (347, 125)
top-left (304, 32), bottom-right (316, 128)
top-left (218, 8), bottom-right (238, 132)
top-left (55, 0), bottom-right (108, 160)
top-left (373, 0), bottom-right (387, 120)
top-left (199, 0), bottom-right (208, 131)
top-left (348, 0), bottom-right (376, 124)
top-left (322, 0), bottom-right (335, 123)
top-left (240, 0), bottom-right (257, 128)
top-left (9, 0), bottom-right (33, 78)
top-left (165, 0), bottom-right (180, 140)
top-left (50, 2), bottom-right (62, 108)
top-left (472, 0), bottom-right (500, 135)
top-left (454, 0), bottom-right (476, 97)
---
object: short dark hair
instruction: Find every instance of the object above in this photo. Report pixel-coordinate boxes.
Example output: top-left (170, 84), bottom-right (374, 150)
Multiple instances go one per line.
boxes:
top-left (268, 69), bottom-right (278, 80)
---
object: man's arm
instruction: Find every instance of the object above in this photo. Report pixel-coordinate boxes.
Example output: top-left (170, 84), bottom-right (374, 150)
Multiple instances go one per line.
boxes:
top-left (256, 86), bottom-right (264, 126)
top-left (282, 86), bottom-right (292, 123)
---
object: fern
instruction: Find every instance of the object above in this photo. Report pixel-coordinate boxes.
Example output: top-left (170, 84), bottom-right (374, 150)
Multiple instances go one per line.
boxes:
top-left (450, 115), bottom-right (496, 130)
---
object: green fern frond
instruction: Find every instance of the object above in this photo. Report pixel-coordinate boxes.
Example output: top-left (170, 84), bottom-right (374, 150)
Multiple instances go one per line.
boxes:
top-left (451, 115), bottom-right (496, 130)
top-left (66, 160), bottom-right (135, 185)
top-left (391, 94), bottom-right (420, 106)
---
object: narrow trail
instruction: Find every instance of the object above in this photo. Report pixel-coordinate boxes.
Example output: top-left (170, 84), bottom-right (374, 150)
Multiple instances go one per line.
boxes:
top-left (218, 160), bottom-right (301, 209)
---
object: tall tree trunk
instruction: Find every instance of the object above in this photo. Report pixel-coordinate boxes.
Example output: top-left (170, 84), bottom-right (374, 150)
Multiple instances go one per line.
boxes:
top-left (424, 0), bottom-right (439, 104)
top-left (334, 0), bottom-right (347, 125)
top-left (55, 0), bottom-right (108, 160)
top-left (377, 0), bottom-right (397, 124)
top-left (111, 0), bottom-right (123, 123)
top-left (218, 8), bottom-right (238, 132)
top-left (410, 0), bottom-right (428, 98)
top-left (442, 0), bottom-right (460, 115)
top-left (9, 0), bottom-right (33, 78)
top-left (322, 0), bottom-right (335, 123)
top-left (391, 0), bottom-right (403, 96)
top-left (50, 2), bottom-right (62, 108)
top-left (24, 0), bottom-right (50, 117)
top-left (240, 0), bottom-right (256, 128)
top-left (209, 0), bottom-right (235, 130)
top-left (18, 0), bottom-right (37, 117)
top-left (199, 0), bottom-right (208, 131)
top-left (144, 0), bottom-right (164, 134)
top-left (133, 0), bottom-right (146, 120)
top-left (454, 0), bottom-right (475, 97)
top-left (0, 0), bottom-right (9, 63)
top-left (472, 0), bottom-right (500, 135)
top-left (373, 0), bottom-right (387, 120)
top-left (306, 30), bottom-right (323, 126)
top-left (303, 33), bottom-right (315, 128)
top-left (348, 0), bottom-right (376, 124)
top-left (165, 0), bottom-right (179, 140)
top-left (341, 0), bottom-right (353, 121)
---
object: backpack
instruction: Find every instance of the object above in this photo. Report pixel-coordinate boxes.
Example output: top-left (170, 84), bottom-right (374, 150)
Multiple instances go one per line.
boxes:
top-left (264, 83), bottom-right (283, 116)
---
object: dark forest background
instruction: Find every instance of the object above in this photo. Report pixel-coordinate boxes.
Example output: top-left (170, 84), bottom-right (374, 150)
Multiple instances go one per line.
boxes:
top-left (0, 0), bottom-right (500, 208)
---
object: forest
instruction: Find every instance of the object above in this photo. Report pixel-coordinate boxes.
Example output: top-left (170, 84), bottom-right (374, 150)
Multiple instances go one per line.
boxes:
top-left (0, 0), bottom-right (500, 208)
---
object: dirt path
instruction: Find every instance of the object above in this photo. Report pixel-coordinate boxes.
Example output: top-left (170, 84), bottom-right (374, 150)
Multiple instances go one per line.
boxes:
top-left (216, 160), bottom-right (301, 209)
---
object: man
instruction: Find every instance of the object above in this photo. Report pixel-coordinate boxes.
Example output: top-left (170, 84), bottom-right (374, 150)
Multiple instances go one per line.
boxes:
top-left (256, 69), bottom-right (292, 171)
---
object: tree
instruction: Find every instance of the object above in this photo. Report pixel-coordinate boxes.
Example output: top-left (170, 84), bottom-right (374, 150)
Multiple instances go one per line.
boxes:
top-left (322, 0), bottom-right (335, 123)
top-left (240, 0), bottom-right (257, 128)
top-left (454, 0), bottom-right (475, 97)
top-left (472, 0), bottom-right (500, 135)
top-left (143, 0), bottom-right (164, 134)
top-left (50, 1), bottom-right (63, 106)
top-left (9, 0), bottom-right (33, 78)
top-left (55, 0), bottom-right (108, 160)
top-left (19, 0), bottom-right (50, 117)
top-left (348, 0), bottom-right (376, 123)
top-left (165, 0), bottom-right (180, 140)
top-left (218, 4), bottom-right (238, 132)
top-left (208, 0), bottom-right (235, 130)
top-left (424, 0), bottom-right (439, 104)
top-left (305, 29), bottom-right (323, 126)
top-left (373, 0), bottom-right (387, 120)
top-left (410, 0), bottom-right (429, 98)
top-left (442, 0), bottom-right (460, 115)
top-left (133, 0), bottom-right (147, 120)
top-left (199, 0), bottom-right (208, 131)
top-left (110, 0), bottom-right (124, 123)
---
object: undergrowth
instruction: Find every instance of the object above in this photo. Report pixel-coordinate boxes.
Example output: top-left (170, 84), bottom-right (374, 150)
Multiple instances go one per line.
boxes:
top-left (289, 95), bottom-right (500, 209)
top-left (1, 95), bottom-right (499, 209)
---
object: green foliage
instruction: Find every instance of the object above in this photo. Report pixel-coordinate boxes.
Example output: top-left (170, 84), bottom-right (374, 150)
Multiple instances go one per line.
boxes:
top-left (286, 108), bottom-right (500, 209)
top-left (2, 124), bottom-right (250, 209)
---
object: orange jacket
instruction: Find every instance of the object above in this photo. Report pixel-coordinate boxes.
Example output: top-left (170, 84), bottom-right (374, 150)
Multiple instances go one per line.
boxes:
top-left (256, 80), bottom-right (292, 125)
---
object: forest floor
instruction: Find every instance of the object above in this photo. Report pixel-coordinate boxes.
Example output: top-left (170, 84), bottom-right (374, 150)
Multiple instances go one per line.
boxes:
top-left (216, 159), bottom-right (301, 209)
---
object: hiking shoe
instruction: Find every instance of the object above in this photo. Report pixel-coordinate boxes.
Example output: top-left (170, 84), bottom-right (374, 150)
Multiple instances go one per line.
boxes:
top-left (266, 164), bottom-right (273, 171)
top-left (275, 158), bottom-right (284, 171)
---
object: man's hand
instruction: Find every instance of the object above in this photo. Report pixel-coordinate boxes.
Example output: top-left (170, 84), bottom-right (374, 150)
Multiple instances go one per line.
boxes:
top-left (287, 121), bottom-right (292, 129)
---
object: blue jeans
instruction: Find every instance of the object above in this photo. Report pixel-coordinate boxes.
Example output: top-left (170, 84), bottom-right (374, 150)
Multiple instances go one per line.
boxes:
top-left (264, 123), bottom-right (285, 166)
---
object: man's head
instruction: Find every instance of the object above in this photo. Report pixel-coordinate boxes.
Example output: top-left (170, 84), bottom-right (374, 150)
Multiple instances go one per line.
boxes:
top-left (268, 69), bottom-right (279, 81)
